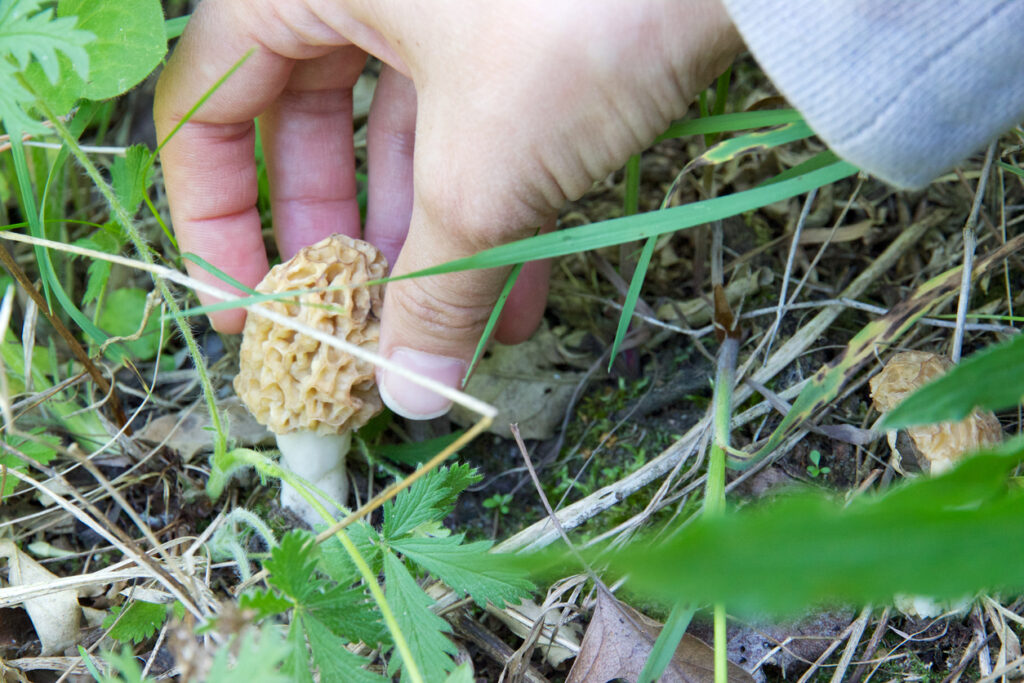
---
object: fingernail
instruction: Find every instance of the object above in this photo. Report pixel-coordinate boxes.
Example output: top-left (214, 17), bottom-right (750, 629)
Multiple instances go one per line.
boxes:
top-left (379, 348), bottom-right (466, 420)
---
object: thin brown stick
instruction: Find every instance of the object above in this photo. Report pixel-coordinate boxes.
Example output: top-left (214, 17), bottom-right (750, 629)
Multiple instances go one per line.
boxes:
top-left (0, 241), bottom-right (129, 431)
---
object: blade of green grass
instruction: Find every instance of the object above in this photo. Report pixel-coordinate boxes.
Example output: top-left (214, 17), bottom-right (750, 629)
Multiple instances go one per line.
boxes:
top-left (609, 235), bottom-right (656, 368)
top-left (656, 109), bottom-right (803, 142)
top-left (685, 120), bottom-right (813, 172)
top-left (389, 160), bottom-right (857, 280)
top-left (7, 127), bottom-right (114, 351)
top-left (463, 261), bottom-right (522, 386)
top-left (998, 160), bottom-right (1024, 179)
top-left (760, 149), bottom-right (840, 187)
top-left (165, 14), bottom-right (190, 39)
top-left (182, 252), bottom-right (259, 295)
top-left (638, 603), bottom-right (694, 683)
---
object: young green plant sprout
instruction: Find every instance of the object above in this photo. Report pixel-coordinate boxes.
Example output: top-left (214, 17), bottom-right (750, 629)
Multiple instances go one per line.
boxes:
top-left (233, 235), bottom-right (387, 526)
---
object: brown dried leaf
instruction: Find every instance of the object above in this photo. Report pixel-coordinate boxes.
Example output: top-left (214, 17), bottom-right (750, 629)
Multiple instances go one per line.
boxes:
top-left (0, 540), bottom-right (80, 655)
top-left (567, 591), bottom-right (753, 683)
top-left (136, 397), bottom-right (271, 461)
top-left (870, 351), bottom-right (1002, 474)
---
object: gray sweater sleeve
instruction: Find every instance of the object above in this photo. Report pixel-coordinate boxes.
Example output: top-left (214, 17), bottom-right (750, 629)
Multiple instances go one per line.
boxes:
top-left (721, 0), bottom-right (1024, 188)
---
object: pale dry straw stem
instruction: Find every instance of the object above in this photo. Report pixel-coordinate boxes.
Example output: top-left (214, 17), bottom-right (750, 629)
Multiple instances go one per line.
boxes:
top-left (1, 466), bottom-right (206, 620)
top-left (795, 609), bottom-right (868, 683)
top-left (951, 141), bottom-right (998, 362)
top-left (0, 231), bottom-right (498, 420)
top-left (828, 605), bottom-right (873, 683)
top-left (764, 186), bottom-right (818, 356)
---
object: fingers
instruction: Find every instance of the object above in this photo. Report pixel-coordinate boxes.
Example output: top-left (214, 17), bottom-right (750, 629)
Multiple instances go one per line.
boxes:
top-left (376, 192), bottom-right (553, 418)
top-left (364, 66), bottom-right (417, 269)
top-left (154, 0), bottom-right (349, 331)
top-left (260, 49), bottom-right (368, 259)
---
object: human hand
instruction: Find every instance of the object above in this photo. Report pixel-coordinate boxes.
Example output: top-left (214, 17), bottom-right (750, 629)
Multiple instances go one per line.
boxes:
top-left (154, 0), bottom-right (741, 418)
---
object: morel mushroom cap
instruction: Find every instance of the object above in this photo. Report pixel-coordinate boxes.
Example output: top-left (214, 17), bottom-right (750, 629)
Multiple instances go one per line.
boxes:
top-left (233, 234), bottom-right (388, 436)
top-left (233, 234), bottom-right (387, 525)
top-left (870, 350), bottom-right (1002, 475)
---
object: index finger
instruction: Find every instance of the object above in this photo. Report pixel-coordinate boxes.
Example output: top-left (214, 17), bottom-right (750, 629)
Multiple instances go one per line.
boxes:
top-left (153, 0), bottom-right (342, 332)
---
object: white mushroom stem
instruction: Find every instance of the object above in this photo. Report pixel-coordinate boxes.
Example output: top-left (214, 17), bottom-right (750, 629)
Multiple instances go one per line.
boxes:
top-left (275, 431), bottom-right (351, 527)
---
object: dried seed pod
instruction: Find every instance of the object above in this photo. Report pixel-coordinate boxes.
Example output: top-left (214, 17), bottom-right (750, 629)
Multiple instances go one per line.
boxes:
top-left (869, 350), bottom-right (1002, 475)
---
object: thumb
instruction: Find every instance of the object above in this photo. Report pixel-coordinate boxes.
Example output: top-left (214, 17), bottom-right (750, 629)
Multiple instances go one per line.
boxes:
top-left (377, 206), bottom-right (551, 420)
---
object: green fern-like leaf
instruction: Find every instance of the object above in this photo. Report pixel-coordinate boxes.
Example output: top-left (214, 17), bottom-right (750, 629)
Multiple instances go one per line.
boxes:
top-left (383, 551), bottom-right (457, 683)
top-left (265, 530), bottom-right (319, 602)
top-left (382, 464), bottom-right (481, 539)
top-left (102, 600), bottom-right (167, 644)
top-left (0, 0), bottom-right (93, 133)
top-left (391, 534), bottom-right (533, 608)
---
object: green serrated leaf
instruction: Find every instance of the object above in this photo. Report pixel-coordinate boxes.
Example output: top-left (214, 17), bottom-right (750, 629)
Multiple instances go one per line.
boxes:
top-left (265, 530), bottom-right (320, 603)
top-left (443, 663), bottom-right (475, 683)
top-left (103, 600), bottom-right (167, 644)
top-left (205, 627), bottom-right (292, 683)
top-left (881, 332), bottom-right (1024, 429)
top-left (283, 616), bottom-right (315, 683)
top-left (319, 520), bottom-right (380, 584)
top-left (0, 0), bottom-right (93, 132)
top-left (383, 464), bottom-right (482, 540)
top-left (305, 613), bottom-right (388, 683)
top-left (99, 646), bottom-right (146, 683)
top-left (391, 535), bottom-right (532, 608)
top-left (239, 588), bottom-right (293, 620)
top-left (57, 0), bottom-right (165, 101)
top-left (306, 584), bottom-right (386, 646)
top-left (383, 551), bottom-right (457, 683)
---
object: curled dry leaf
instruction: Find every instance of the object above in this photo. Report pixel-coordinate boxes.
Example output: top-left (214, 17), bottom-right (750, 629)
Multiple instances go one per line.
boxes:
top-left (0, 540), bottom-right (80, 655)
top-left (870, 350), bottom-right (1002, 475)
top-left (566, 590), bottom-right (753, 683)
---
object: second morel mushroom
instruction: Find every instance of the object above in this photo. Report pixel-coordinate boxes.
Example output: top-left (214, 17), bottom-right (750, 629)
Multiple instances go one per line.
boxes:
top-left (234, 234), bottom-right (387, 526)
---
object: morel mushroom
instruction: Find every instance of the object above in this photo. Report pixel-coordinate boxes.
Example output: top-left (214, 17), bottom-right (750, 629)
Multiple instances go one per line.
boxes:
top-left (870, 350), bottom-right (1002, 475)
top-left (234, 234), bottom-right (387, 526)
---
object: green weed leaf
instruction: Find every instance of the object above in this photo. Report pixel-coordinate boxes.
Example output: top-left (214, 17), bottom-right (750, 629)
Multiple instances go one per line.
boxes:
top-left (383, 551), bottom-right (457, 682)
top-left (881, 332), bottom-right (1024, 429)
top-left (319, 521), bottom-right (380, 584)
top-left (238, 588), bottom-right (292, 620)
top-left (265, 530), bottom-right (320, 603)
top-left (593, 439), bottom-right (1024, 615)
top-left (205, 627), bottom-right (292, 683)
top-left (382, 464), bottom-right (481, 539)
top-left (304, 613), bottom-right (387, 683)
top-left (103, 600), bottom-right (168, 644)
top-left (391, 535), bottom-right (533, 608)
top-left (111, 144), bottom-right (154, 213)
top-left (56, 0), bottom-right (165, 101)
top-left (306, 584), bottom-right (385, 646)
top-left (0, 0), bottom-right (92, 132)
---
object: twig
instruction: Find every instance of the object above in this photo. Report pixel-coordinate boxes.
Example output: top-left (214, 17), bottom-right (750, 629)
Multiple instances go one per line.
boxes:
top-left (765, 187), bottom-right (817, 355)
top-left (828, 605), bottom-right (872, 683)
top-left (0, 241), bottom-right (129, 431)
top-left (952, 141), bottom-right (998, 362)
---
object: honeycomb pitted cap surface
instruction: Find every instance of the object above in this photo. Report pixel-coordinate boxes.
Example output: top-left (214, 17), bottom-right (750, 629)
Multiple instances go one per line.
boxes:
top-left (870, 350), bottom-right (1002, 474)
top-left (233, 234), bottom-right (388, 436)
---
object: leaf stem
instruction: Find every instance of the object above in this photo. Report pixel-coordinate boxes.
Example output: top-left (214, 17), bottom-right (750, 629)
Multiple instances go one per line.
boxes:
top-left (705, 335), bottom-right (738, 683)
